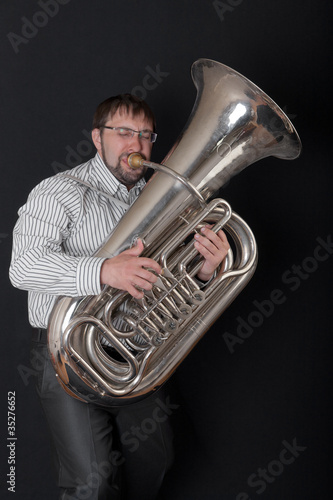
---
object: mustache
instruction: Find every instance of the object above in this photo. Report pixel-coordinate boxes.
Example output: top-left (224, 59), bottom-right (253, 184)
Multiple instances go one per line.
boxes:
top-left (120, 152), bottom-right (147, 163)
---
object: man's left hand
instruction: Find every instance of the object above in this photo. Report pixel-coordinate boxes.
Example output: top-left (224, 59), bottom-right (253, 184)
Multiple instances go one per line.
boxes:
top-left (194, 225), bottom-right (230, 282)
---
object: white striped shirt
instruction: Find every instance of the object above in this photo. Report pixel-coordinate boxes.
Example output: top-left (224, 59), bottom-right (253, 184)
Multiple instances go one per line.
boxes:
top-left (9, 152), bottom-right (146, 328)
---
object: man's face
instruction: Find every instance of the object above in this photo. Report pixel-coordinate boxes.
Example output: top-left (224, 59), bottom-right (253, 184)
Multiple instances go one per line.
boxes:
top-left (92, 109), bottom-right (154, 190)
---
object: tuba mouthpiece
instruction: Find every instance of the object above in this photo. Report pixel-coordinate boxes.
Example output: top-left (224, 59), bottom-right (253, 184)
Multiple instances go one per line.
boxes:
top-left (128, 153), bottom-right (144, 168)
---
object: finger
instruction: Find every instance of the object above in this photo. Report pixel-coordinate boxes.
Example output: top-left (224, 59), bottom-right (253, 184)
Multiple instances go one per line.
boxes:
top-left (200, 227), bottom-right (230, 252)
top-left (194, 239), bottom-right (215, 259)
top-left (194, 230), bottom-right (230, 267)
top-left (194, 230), bottom-right (219, 254)
top-left (138, 258), bottom-right (162, 274)
top-left (132, 276), bottom-right (155, 291)
top-left (124, 238), bottom-right (145, 257)
top-left (136, 268), bottom-right (159, 284)
top-left (127, 283), bottom-right (145, 299)
top-left (201, 227), bottom-right (224, 247)
top-left (216, 229), bottom-right (230, 248)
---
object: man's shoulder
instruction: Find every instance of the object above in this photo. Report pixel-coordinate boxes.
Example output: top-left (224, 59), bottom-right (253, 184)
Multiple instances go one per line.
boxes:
top-left (29, 157), bottom-right (95, 199)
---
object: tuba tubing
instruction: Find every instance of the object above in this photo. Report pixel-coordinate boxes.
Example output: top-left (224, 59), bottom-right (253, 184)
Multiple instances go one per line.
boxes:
top-left (48, 59), bottom-right (301, 406)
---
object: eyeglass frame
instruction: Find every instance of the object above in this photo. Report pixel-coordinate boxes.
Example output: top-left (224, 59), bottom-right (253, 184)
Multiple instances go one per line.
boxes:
top-left (99, 125), bottom-right (157, 143)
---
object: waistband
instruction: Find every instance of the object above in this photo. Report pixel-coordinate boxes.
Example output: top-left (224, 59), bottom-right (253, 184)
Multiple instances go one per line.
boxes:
top-left (32, 328), bottom-right (48, 343)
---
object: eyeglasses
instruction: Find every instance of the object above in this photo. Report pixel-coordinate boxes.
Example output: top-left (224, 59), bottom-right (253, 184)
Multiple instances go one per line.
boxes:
top-left (100, 126), bottom-right (157, 143)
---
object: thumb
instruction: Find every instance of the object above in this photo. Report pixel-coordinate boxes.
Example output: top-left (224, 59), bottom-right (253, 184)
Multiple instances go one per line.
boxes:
top-left (124, 238), bottom-right (144, 257)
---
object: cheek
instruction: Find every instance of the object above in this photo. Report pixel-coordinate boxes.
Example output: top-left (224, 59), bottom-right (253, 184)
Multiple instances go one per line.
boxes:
top-left (105, 144), bottom-right (121, 162)
top-left (144, 144), bottom-right (153, 159)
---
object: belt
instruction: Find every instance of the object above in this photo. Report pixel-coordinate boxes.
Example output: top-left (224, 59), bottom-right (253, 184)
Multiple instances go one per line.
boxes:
top-left (32, 328), bottom-right (48, 343)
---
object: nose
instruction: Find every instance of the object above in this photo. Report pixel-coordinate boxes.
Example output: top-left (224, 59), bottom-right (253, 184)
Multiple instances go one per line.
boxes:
top-left (128, 132), bottom-right (143, 153)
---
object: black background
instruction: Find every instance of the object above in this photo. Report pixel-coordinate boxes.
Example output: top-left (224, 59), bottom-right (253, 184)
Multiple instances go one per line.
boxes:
top-left (1, 1), bottom-right (332, 499)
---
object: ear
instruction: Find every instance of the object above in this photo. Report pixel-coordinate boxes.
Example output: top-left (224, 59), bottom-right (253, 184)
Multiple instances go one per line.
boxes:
top-left (91, 128), bottom-right (102, 153)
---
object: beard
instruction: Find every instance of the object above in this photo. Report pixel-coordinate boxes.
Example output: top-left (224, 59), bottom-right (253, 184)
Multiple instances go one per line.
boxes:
top-left (100, 143), bottom-right (147, 188)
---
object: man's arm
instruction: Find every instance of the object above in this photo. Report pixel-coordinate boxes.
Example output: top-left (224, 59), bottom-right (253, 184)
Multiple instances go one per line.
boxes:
top-left (9, 182), bottom-right (104, 298)
top-left (10, 183), bottom-right (162, 299)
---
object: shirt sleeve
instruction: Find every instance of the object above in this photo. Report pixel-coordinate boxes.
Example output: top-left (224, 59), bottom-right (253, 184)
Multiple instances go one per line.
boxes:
top-left (9, 179), bottom-right (106, 297)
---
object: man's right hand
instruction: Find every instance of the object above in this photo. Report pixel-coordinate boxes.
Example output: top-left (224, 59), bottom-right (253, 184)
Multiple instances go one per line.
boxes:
top-left (100, 239), bottom-right (162, 299)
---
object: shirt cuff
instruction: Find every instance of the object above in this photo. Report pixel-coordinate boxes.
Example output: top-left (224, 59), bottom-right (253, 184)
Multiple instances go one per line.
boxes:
top-left (76, 257), bottom-right (106, 296)
top-left (193, 270), bottom-right (218, 289)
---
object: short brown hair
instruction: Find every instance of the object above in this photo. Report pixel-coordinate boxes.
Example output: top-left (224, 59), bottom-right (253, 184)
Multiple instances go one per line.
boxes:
top-left (92, 94), bottom-right (156, 131)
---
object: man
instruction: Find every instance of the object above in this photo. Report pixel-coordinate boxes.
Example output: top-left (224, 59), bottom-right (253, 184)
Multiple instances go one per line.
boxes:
top-left (9, 94), bottom-right (230, 499)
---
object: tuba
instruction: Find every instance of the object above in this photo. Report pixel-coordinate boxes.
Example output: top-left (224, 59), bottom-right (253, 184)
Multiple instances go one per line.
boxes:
top-left (48, 59), bottom-right (301, 406)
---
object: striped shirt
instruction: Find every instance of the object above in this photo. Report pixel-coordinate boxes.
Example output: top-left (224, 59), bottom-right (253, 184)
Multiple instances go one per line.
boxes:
top-left (9, 152), bottom-right (146, 328)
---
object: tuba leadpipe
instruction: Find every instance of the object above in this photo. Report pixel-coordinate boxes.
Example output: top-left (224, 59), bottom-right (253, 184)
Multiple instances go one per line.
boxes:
top-left (48, 59), bottom-right (301, 406)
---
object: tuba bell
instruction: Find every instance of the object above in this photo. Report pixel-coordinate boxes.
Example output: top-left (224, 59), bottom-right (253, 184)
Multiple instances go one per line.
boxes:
top-left (48, 59), bottom-right (302, 406)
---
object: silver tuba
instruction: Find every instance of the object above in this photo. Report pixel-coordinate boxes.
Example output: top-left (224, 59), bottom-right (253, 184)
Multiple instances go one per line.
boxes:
top-left (48, 59), bottom-right (301, 406)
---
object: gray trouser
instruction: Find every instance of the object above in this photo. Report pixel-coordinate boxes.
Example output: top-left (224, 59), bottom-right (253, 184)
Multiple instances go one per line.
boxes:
top-left (30, 335), bottom-right (175, 500)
